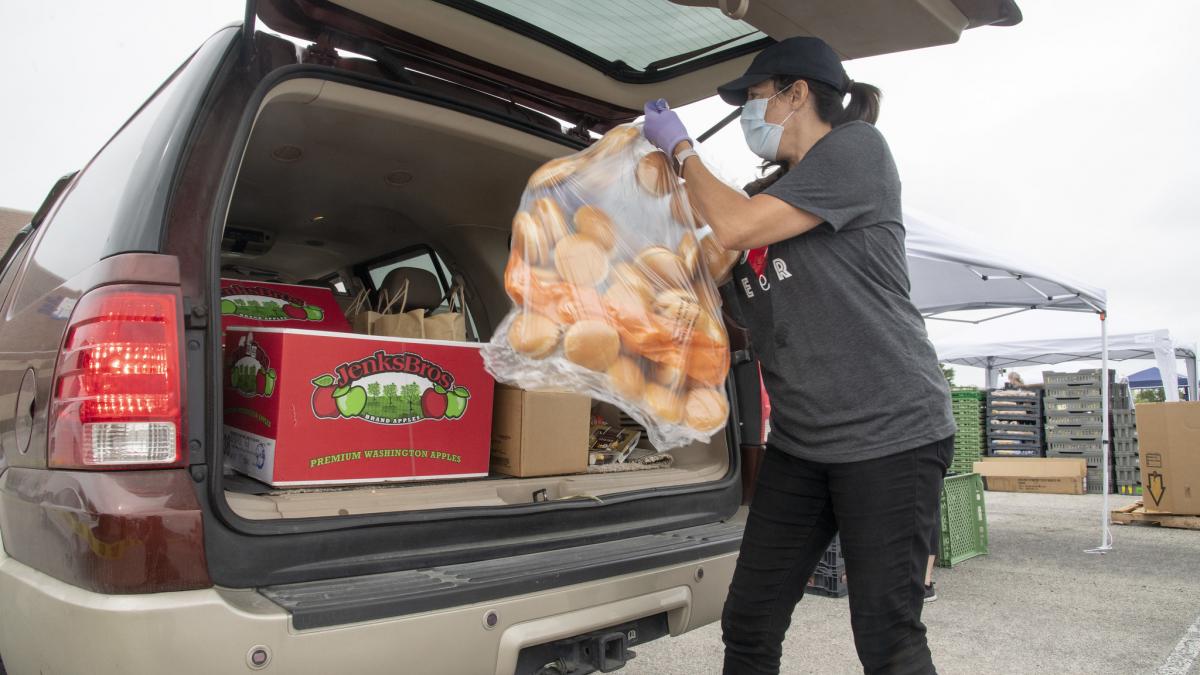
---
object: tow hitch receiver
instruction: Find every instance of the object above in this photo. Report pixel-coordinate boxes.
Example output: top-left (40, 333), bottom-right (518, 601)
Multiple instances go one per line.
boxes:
top-left (515, 613), bottom-right (669, 674)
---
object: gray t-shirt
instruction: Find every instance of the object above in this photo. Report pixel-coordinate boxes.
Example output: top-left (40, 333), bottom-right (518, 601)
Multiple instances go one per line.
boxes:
top-left (732, 121), bottom-right (955, 463)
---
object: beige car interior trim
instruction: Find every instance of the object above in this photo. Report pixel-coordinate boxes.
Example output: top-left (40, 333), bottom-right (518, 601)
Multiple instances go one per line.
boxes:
top-left (325, 0), bottom-right (970, 109)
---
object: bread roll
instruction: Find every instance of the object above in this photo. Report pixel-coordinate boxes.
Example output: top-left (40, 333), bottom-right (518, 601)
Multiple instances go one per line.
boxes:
top-left (530, 266), bottom-right (561, 285)
top-left (644, 383), bottom-right (684, 424)
top-left (527, 156), bottom-right (577, 190)
top-left (560, 287), bottom-right (606, 323)
top-left (701, 235), bottom-right (740, 283)
top-left (512, 211), bottom-right (551, 266)
top-left (554, 235), bottom-right (610, 287)
top-left (603, 283), bottom-right (650, 315)
top-left (636, 246), bottom-right (689, 289)
top-left (678, 233), bottom-right (701, 277)
top-left (636, 151), bottom-right (674, 197)
top-left (686, 388), bottom-right (729, 432)
top-left (564, 320), bottom-right (621, 371)
top-left (574, 205), bottom-right (617, 251)
top-left (508, 312), bottom-right (560, 359)
top-left (591, 125), bottom-right (640, 158)
top-left (533, 197), bottom-right (571, 242)
top-left (653, 289), bottom-right (702, 341)
top-left (670, 190), bottom-right (700, 227)
top-left (611, 262), bottom-right (653, 303)
top-left (652, 362), bottom-right (688, 390)
top-left (607, 356), bottom-right (646, 399)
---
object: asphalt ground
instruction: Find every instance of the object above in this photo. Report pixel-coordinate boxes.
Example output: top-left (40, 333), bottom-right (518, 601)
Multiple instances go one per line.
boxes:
top-left (629, 491), bottom-right (1200, 674)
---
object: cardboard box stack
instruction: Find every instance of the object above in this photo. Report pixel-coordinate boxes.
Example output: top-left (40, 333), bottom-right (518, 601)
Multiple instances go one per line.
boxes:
top-left (986, 389), bottom-right (1043, 457)
top-left (1135, 402), bottom-right (1200, 515)
top-left (1042, 369), bottom-right (1130, 494)
top-left (950, 388), bottom-right (986, 474)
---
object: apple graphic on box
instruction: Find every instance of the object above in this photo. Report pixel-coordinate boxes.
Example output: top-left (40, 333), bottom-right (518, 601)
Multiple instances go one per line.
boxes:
top-left (310, 375), bottom-right (340, 419)
top-left (335, 385), bottom-right (368, 418)
top-left (282, 303), bottom-right (308, 320)
top-left (421, 386), bottom-right (448, 419)
top-left (304, 305), bottom-right (324, 321)
top-left (444, 386), bottom-right (471, 419)
top-left (220, 298), bottom-right (237, 315)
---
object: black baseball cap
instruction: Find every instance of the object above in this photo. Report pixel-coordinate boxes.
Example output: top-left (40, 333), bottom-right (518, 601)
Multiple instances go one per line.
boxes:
top-left (717, 36), bottom-right (850, 106)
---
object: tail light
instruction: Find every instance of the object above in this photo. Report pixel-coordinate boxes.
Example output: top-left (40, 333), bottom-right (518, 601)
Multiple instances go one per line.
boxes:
top-left (49, 285), bottom-right (186, 469)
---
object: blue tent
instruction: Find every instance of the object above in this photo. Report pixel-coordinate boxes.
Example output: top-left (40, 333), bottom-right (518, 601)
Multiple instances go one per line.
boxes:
top-left (1127, 366), bottom-right (1189, 389)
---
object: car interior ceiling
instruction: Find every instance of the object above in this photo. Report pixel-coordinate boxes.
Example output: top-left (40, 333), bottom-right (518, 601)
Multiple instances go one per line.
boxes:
top-left (222, 77), bottom-right (574, 331)
top-left (218, 77), bottom-right (731, 515)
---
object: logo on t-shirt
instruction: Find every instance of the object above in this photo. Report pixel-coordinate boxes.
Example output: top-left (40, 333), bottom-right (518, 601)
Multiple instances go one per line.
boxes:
top-left (740, 257), bottom-right (794, 299)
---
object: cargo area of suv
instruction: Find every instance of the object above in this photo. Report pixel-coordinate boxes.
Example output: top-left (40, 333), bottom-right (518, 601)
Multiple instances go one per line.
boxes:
top-left (216, 75), bottom-right (734, 518)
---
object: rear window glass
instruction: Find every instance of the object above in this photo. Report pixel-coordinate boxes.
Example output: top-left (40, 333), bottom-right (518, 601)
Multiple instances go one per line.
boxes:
top-left (446, 0), bottom-right (767, 75)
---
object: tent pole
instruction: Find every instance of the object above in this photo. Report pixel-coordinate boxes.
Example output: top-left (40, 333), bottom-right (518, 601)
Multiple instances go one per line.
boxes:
top-left (1088, 313), bottom-right (1113, 553)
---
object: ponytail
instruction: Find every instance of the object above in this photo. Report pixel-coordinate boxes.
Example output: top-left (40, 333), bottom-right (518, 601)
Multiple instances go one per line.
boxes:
top-left (771, 75), bottom-right (882, 127)
top-left (839, 81), bottom-right (881, 126)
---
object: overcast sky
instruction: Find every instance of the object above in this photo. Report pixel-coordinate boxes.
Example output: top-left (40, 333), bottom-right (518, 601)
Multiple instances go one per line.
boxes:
top-left (3, 1), bottom-right (1196, 386)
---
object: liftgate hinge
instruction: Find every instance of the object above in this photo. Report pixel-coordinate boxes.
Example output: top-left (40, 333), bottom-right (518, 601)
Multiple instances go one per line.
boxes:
top-left (184, 299), bottom-right (209, 329)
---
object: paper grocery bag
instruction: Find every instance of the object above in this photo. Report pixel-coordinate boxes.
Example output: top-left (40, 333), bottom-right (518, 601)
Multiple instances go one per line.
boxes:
top-left (345, 289), bottom-right (378, 334)
top-left (369, 280), bottom-right (426, 339)
top-left (423, 282), bottom-right (466, 342)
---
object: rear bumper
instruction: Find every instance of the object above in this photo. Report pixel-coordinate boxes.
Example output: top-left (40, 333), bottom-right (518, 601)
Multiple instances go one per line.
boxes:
top-left (0, 545), bottom-right (736, 675)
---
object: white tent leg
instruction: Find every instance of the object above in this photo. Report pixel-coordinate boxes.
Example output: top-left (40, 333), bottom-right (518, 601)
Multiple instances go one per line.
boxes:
top-left (1088, 313), bottom-right (1113, 553)
top-left (1186, 350), bottom-right (1197, 401)
top-left (1154, 335), bottom-right (1181, 402)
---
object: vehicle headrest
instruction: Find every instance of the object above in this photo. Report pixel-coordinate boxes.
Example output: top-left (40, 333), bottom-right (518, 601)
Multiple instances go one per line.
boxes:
top-left (378, 267), bottom-right (443, 312)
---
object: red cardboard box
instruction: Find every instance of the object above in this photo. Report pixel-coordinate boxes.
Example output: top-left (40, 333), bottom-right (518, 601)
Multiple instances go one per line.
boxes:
top-left (222, 327), bottom-right (494, 486)
top-left (220, 279), bottom-right (350, 332)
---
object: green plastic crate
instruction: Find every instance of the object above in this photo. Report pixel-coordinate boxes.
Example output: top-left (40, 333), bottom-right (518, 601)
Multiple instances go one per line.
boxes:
top-left (937, 473), bottom-right (988, 567)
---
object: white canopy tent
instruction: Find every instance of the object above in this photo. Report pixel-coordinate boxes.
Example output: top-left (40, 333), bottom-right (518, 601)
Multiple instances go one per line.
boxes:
top-left (936, 332), bottom-right (1199, 402)
top-left (901, 211), bottom-right (1118, 552)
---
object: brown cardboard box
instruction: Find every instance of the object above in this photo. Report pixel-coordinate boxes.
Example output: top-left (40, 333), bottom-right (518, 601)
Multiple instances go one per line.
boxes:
top-left (490, 386), bottom-right (590, 477)
top-left (972, 458), bottom-right (1087, 495)
top-left (1136, 402), bottom-right (1200, 514)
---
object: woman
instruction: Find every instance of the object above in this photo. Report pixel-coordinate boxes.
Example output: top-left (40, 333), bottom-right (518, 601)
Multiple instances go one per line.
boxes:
top-left (643, 37), bottom-right (955, 674)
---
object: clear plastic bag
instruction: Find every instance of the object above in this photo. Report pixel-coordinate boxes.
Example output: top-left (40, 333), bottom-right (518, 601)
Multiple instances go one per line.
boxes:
top-left (482, 124), bottom-right (735, 450)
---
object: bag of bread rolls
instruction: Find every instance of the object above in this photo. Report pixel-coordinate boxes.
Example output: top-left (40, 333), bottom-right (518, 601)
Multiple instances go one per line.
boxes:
top-left (482, 123), bottom-right (732, 450)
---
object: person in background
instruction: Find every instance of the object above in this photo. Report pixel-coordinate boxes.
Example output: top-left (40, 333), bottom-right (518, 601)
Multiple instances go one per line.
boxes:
top-left (643, 36), bottom-right (954, 674)
top-left (1007, 371), bottom-right (1026, 389)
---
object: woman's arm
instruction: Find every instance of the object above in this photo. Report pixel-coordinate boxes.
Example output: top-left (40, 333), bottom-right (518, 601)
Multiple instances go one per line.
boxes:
top-left (676, 141), bottom-right (823, 250)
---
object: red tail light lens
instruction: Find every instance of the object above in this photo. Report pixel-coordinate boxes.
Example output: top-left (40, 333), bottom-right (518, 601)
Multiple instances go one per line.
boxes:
top-left (49, 285), bottom-right (185, 469)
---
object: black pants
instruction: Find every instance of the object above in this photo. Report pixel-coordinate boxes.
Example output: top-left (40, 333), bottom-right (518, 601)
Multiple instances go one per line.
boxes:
top-left (722, 436), bottom-right (954, 675)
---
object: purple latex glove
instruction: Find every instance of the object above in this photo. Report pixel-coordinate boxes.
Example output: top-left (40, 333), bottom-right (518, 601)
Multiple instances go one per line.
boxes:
top-left (643, 99), bottom-right (692, 155)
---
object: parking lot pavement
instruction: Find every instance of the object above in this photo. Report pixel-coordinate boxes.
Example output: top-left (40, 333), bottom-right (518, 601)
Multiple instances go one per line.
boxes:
top-left (629, 492), bottom-right (1200, 674)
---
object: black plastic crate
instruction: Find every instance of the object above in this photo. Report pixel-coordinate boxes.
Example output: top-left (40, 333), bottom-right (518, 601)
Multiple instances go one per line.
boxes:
top-left (807, 568), bottom-right (848, 598)
top-left (1042, 369), bottom-right (1115, 387)
top-left (988, 424), bottom-right (1041, 436)
top-left (821, 535), bottom-right (844, 569)
top-left (987, 446), bottom-right (1042, 457)
top-left (1048, 440), bottom-right (1104, 454)
top-left (1114, 451), bottom-right (1140, 468)
top-left (1115, 467), bottom-right (1140, 487)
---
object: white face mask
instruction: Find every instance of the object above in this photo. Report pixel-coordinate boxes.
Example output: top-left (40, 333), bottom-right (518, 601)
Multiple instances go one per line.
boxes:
top-left (740, 84), bottom-right (797, 161)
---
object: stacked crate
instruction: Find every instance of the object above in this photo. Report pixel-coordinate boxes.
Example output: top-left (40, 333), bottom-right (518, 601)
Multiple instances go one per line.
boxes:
top-left (986, 389), bottom-right (1043, 457)
top-left (950, 388), bottom-right (986, 474)
top-left (1042, 369), bottom-right (1127, 494)
top-left (806, 535), bottom-right (847, 598)
top-left (1112, 408), bottom-right (1140, 495)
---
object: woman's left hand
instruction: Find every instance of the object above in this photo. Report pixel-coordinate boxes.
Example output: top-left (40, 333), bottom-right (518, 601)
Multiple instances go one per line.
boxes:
top-left (643, 99), bottom-right (692, 155)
